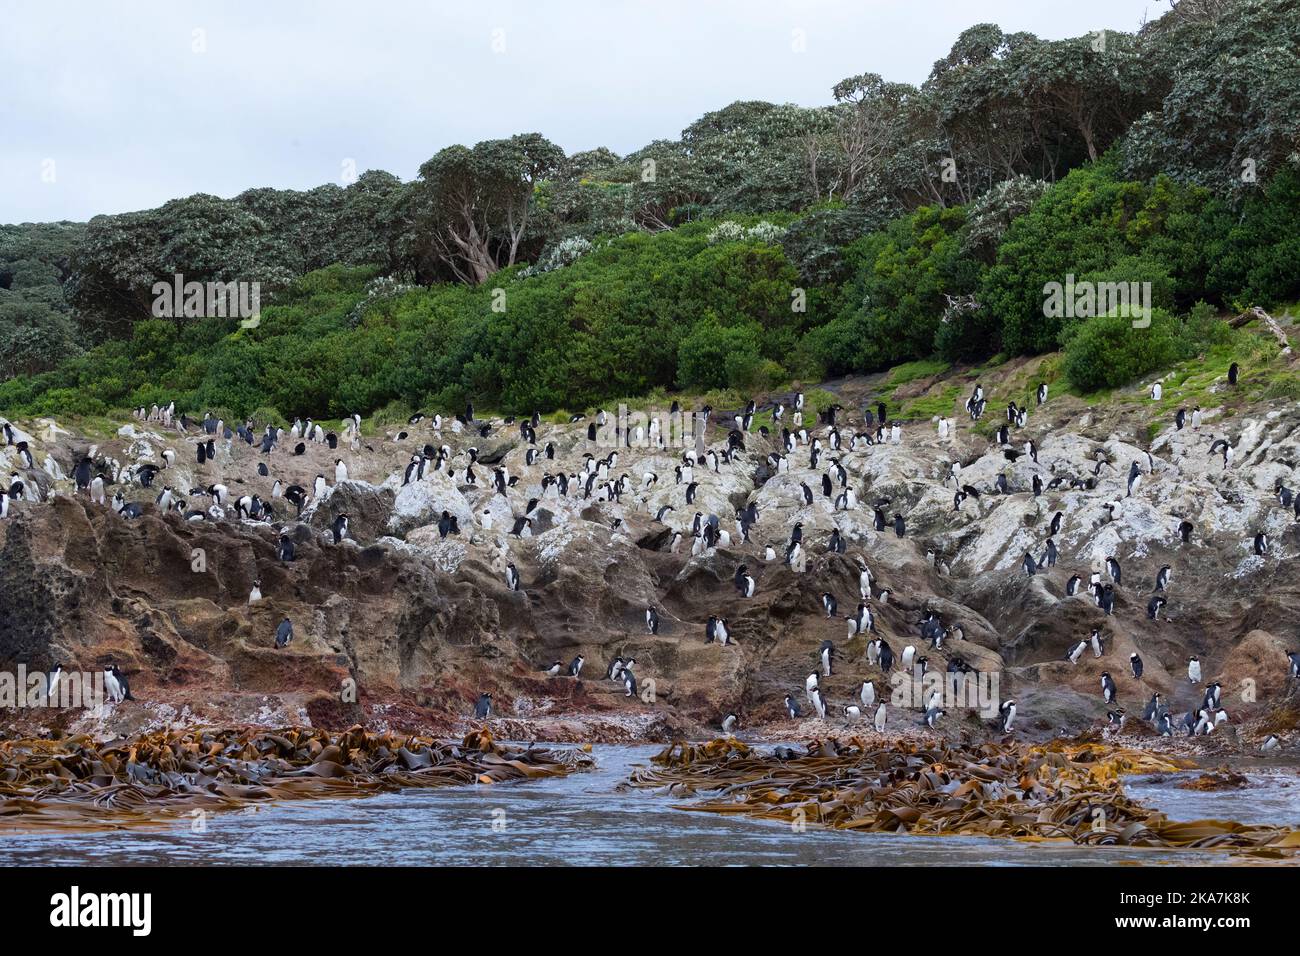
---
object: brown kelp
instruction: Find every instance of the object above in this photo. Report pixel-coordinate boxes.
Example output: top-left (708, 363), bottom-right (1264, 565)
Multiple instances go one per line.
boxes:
top-left (623, 738), bottom-right (1300, 856)
top-left (0, 726), bottom-right (592, 831)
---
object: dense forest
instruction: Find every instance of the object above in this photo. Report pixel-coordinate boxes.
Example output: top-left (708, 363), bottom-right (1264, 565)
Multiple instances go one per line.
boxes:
top-left (1, 0), bottom-right (1297, 421)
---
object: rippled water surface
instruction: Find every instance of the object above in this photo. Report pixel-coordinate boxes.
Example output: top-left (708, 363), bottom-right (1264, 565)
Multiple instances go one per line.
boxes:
top-left (4, 746), bottom-right (1299, 866)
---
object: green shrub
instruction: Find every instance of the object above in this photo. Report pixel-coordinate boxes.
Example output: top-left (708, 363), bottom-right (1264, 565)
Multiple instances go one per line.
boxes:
top-left (1062, 309), bottom-right (1188, 392)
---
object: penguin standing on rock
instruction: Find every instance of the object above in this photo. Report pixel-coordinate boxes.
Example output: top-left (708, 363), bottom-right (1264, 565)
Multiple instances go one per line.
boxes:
top-left (1130, 653), bottom-right (1143, 679)
top-left (1101, 672), bottom-right (1117, 704)
top-left (474, 693), bottom-right (492, 719)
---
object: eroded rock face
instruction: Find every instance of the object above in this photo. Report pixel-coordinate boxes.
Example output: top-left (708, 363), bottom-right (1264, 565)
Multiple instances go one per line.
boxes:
top-left (2, 369), bottom-right (1299, 744)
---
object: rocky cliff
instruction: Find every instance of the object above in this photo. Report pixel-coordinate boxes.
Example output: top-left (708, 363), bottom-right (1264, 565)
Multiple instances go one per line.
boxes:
top-left (2, 352), bottom-right (1298, 751)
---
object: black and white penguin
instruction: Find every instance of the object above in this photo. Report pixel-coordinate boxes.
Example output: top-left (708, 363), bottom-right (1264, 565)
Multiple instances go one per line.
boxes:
top-left (1187, 656), bottom-right (1201, 684)
top-left (567, 655), bottom-right (585, 678)
top-left (1022, 552), bottom-right (1037, 576)
top-left (1254, 532), bottom-right (1269, 556)
top-left (505, 563), bottom-right (520, 592)
top-left (1130, 653), bottom-right (1143, 679)
top-left (999, 699), bottom-right (1017, 733)
top-left (277, 529), bottom-right (296, 562)
top-left (1066, 574), bottom-right (1082, 596)
top-left (605, 656), bottom-right (626, 681)
top-left (873, 701), bottom-right (887, 732)
top-left (1100, 672), bottom-right (1117, 704)
top-left (721, 713), bottom-right (739, 734)
top-left (1089, 628), bottom-right (1104, 659)
top-left (783, 694), bottom-right (802, 719)
top-left (275, 618), bottom-right (293, 648)
top-left (1036, 382), bottom-right (1048, 405)
top-left (859, 679), bottom-right (876, 709)
top-left (1107, 709), bottom-right (1127, 734)
top-left (1228, 361), bottom-right (1239, 385)
top-left (474, 693), bottom-right (492, 719)
top-left (809, 686), bottom-right (827, 719)
top-left (1105, 555), bottom-right (1121, 585)
top-left (1099, 584), bottom-right (1115, 616)
top-left (330, 512), bottom-right (349, 544)
top-left (925, 705), bottom-right (945, 729)
top-left (1154, 565), bottom-right (1171, 591)
top-left (1126, 461), bottom-right (1141, 497)
top-left (621, 668), bottom-right (638, 698)
top-left (1147, 595), bottom-right (1167, 620)
top-left (1178, 519), bottom-right (1194, 545)
top-left (807, 590), bottom-right (834, 623)
top-left (646, 606), bottom-right (659, 634)
top-left (819, 640), bottom-right (834, 678)
top-left (734, 564), bottom-right (756, 598)
top-left (543, 660), bottom-right (563, 677)
top-left (104, 664), bottom-right (134, 703)
top-left (893, 513), bottom-right (905, 538)
top-left (248, 579), bottom-right (262, 604)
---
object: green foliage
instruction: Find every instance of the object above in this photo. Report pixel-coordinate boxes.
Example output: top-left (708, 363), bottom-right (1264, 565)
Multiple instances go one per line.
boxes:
top-left (1061, 308), bottom-right (1189, 392)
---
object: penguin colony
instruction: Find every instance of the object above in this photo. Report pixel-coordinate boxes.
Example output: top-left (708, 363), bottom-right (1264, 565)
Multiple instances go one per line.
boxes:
top-left (1, 364), bottom-right (1296, 747)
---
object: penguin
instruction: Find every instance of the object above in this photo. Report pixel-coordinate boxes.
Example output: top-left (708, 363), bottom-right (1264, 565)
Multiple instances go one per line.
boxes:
top-left (860, 680), bottom-right (875, 708)
top-left (873, 701), bottom-right (887, 732)
top-left (1155, 712), bottom-right (1173, 736)
top-left (606, 656), bottom-right (626, 681)
top-left (1261, 734), bottom-right (1280, 752)
top-left (999, 699), bottom-right (1017, 733)
top-left (819, 640), bottom-right (834, 678)
top-left (1142, 692), bottom-right (1163, 723)
top-left (1105, 555), bottom-right (1121, 584)
top-left (1254, 532), bottom-right (1269, 556)
top-left (277, 529), bottom-right (296, 563)
top-left (1150, 381), bottom-right (1163, 401)
top-left (1067, 639), bottom-right (1086, 664)
top-left (46, 664), bottom-right (63, 704)
top-left (248, 579), bottom-right (262, 604)
top-left (104, 664), bottom-right (134, 703)
top-left (1126, 461), bottom-right (1141, 497)
top-left (1107, 709), bottom-right (1127, 734)
top-left (1289, 651), bottom-right (1300, 680)
top-left (1147, 595), bottom-right (1167, 620)
top-left (734, 564), bottom-right (756, 598)
top-left (1036, 382), bottom-right (1047, 405)
top-left (821, 592), bottom-right (838, 618)
top-left (437, 510), bottom-right (459, 538)
top-left (784, 695), bottom-right (802, 720)
top-left (843, 704), bottom-right (862, 721)
top-left (1130, 653), bottom-right (1143, 679)
top-left (1187, 656), bottom-right (1201, 684)
top-left (1099, 584), bottom-right (1115, 616)
top-left (893, 513), bottom-right (905, 538)
top-left (809, 687), bottom-right (827, 719)
top-left (1089, 628), bottom-right (1104, 659)
top-left (1175, 407), bottom-right (1186, 430)
top-left (646, 606), bottom-right (659, 634)
top-left (1154, 565), bottom-right (1171, 591)
top-left (505, 563), bottom-right (520, 592)
top-left (474, 693), bottom-right (492, 719)
top-left (1022, 552), bottom-right (1037, 576)
top-left (330, 512), bottom-right (349, 544)
top-left (543, 660), bottom-right (563, 677)
top-left (1178, 519), bottom-right (1194, 545)
top-left (621, 668), bottom-right (638, 698)
top-left (1100, 672), bottom-right (1117, 704)
top-left (721, 713), bottom-right (739, 734)
top-left (925, 705), bottom-right (944, 729)
top-left (1066, 574), bottom-right (1082, 596)
top-left (567, 655), bottom-right (585, 678)
top-left (1228, 362), bottom-right (1239, 385)
top-left (877, 639), bottom-right (894, 672)
top-left (275, 618), bottom-right (293, 648)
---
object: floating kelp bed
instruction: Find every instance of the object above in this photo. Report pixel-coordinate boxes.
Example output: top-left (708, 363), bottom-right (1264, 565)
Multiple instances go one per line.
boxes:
top-left (0, 726), bottom-right (592, 831)
top-left (622, 738), bottom-right (1300, 858)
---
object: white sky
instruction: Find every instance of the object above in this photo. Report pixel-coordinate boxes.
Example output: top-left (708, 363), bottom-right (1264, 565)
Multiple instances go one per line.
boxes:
top-left (0, 0), bottom-right (1164, 223)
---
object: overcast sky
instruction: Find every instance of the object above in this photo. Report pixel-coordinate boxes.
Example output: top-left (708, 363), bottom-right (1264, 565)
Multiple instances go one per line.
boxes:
top-left (1, 0), bottom-right (1162, 224)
